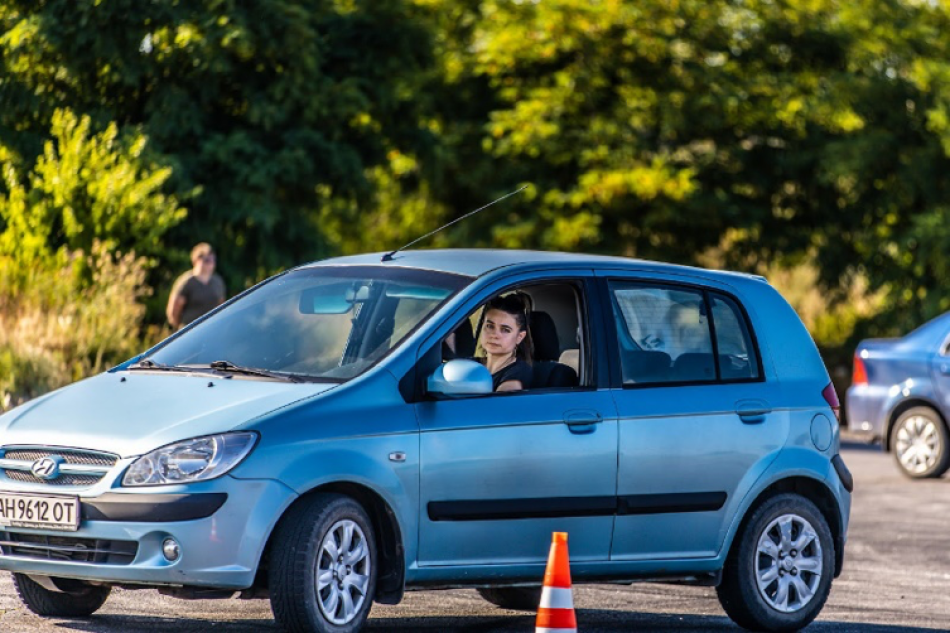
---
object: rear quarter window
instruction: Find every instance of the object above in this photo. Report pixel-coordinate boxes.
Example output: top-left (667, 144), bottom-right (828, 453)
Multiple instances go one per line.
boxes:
top-left (710, 294), bottom-right (759, 380)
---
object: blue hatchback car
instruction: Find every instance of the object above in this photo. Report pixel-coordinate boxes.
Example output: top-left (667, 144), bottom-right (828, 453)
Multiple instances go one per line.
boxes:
top-left (0, 250), bottom-right (851, 632)
top-left (846, 311), bottom-right (950, 479)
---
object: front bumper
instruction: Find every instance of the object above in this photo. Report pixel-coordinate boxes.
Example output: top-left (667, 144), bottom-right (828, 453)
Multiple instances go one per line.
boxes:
top-left (0, 476), bottom-right (296, 590)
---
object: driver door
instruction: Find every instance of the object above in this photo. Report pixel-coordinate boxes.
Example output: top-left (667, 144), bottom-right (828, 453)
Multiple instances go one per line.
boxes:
top-left (414, 276), bottom-right (619, 566)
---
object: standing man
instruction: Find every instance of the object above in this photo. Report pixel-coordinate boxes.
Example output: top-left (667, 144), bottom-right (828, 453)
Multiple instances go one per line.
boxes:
top-left (166, 242), bottom-right (227, 329)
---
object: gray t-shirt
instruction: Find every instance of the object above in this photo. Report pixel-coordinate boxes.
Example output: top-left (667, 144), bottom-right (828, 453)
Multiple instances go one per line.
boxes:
top-left (170, 272), bottom-right (226, 327)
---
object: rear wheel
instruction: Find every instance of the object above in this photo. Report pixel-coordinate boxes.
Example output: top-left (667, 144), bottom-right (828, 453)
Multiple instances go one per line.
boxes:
top-left (891, 406), bottom-right (950, 479)
top-left (13, 574), bottom-right (111, 617)
top-left (716, 493), bottom-right (834, 632)
top-left (476, 586), bottom-right (542, 611)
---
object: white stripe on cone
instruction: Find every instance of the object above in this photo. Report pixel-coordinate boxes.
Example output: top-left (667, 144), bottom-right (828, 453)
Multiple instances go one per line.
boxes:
top-left (539, 586), bottom-right (575, 610)
top-left (535, 628), bottom-right (577, 633)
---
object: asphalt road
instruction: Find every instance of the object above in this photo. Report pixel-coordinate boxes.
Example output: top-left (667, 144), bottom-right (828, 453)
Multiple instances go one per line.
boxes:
top-left (2, 439), bottom-right (949, 632)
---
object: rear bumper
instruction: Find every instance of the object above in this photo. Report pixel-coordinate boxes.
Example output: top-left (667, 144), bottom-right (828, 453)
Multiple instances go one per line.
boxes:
top-left (845, 384), bottom-right (887, 441)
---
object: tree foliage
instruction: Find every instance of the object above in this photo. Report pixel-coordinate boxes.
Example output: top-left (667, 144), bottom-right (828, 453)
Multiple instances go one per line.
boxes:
top-left (0, 107), bottom-right (173, 406)
top-left (0, 109), bottom-right (185, 267)
top-left (3, 0), bottom-right (950, 339)
top-left (0, 0), bottom-right (437, 287)
top-left (427, 0), bottom-right (950, 334)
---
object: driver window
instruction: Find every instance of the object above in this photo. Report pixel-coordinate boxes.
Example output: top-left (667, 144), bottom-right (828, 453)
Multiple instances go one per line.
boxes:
top-left (440, 283), bottom-right (586, 392)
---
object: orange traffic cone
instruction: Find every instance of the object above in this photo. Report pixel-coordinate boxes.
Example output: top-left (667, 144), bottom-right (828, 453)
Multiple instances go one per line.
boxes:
top-left (536, 532), bottom-right (577, 633)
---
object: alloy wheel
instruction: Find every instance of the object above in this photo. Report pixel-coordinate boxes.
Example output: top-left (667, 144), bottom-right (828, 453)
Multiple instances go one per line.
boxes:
top-left (314, 519), bottom-right (371, 625)
top-left (754, 513), bottom-right (823, 613)
top-left (895, 415), bottom-right (940, 475)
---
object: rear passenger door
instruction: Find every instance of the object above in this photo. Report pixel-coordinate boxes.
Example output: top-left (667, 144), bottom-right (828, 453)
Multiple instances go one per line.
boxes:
top-left (598, 274), bottom-right (787, 561)
top-left (931, 327), bottom-right (950, 403)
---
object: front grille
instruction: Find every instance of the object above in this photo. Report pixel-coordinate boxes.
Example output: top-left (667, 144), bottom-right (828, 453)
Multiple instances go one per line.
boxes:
top-left (0, 533), bottom-right (137, 565)
top-left (0, 447), bottom-right (118, 487)
top-left (3, 471), bottom-right (101, 486)
top-left (3, 449), bottom-right (116, 467)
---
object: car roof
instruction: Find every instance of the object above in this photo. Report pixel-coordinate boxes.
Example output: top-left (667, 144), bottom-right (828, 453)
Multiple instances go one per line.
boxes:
top-left (904, 310), bottom-right (950, 345)
top-left (301, 249), bottom-right (766, 284)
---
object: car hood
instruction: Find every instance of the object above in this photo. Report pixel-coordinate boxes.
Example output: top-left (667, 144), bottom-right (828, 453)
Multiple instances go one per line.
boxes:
top-left (0, 371), bottom-right (338, 457)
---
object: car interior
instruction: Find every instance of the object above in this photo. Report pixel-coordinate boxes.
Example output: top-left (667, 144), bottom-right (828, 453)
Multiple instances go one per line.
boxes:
top-left (610, 287), bottom-right (756, 385)
top-left (443, 282), bottom-right (587, 390)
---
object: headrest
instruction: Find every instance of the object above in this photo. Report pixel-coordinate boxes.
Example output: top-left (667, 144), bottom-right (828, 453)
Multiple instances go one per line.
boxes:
top-left (673, 353), bottom-right (716, 381)
top-left (529, 311), bottom-right (560, 361)
top-left (623, 350), bottom-right (671, 383)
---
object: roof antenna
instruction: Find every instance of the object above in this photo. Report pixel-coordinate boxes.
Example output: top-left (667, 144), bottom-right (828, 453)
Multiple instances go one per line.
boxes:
top-left (381, 185), bottom-right (528, 262)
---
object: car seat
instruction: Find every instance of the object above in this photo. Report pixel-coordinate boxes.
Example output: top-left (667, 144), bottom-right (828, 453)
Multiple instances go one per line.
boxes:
top-left (528, 311), bottom-right (578, 389)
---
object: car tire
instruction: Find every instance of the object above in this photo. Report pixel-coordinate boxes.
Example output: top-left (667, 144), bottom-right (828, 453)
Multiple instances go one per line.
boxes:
top-left (12, 573), bottom-right (111, 617)
top-left (891, 406), bottom-right (950, 479)
top-left (476, 586), bottom-right (542, 611)
top-left (716, 493), bottom-right (834, 632)
top-left (269, 493), bottom-right (377, 633)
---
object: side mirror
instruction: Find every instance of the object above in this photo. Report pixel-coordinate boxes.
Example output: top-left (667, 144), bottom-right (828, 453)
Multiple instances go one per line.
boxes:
top-left (427, 359), bottom-right (492, 397)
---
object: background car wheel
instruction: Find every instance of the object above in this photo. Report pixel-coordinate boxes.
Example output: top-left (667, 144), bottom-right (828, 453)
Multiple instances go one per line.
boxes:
top-left (269, 493), bottom-right (377, 633)
top-left (476, 586), bottom-right (542, 611)
top-left (13, 573), bottom-right (111, 617)
top-left (716, 493), bottom-right (834, 632)
top-left (891, 406), bottom-right (950, 479)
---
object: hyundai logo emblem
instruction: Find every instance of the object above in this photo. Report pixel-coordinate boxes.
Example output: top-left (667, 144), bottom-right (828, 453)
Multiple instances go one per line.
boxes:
top-left (31, 456), bottom-right (64, 480)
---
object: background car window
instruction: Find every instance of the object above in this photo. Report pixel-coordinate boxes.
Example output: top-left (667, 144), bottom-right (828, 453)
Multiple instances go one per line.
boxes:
top-left (710, 294), bottom-right (759, 380)
top-left (610, 282), bottom-right (715, 384)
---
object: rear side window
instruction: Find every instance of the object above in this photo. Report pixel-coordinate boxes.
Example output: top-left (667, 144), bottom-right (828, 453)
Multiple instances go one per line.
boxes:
top-left (710, 294), bottom-right (759, 380)
top-left (607, 280), bottom-right (760, 385)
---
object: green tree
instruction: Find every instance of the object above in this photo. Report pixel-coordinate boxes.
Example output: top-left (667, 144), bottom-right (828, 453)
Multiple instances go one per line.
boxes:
top-left (0, 0), bottom-right (438, 287)
top-left (0, 107), bottom-right (183, 405)
top-left (426, 0), bottom-right (950, 334)
top-left (0, 109), bottom-right (185, 268)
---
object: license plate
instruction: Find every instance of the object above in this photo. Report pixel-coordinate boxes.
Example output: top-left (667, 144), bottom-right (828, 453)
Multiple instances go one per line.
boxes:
top-left (0, 492), bottom-right (80, 531)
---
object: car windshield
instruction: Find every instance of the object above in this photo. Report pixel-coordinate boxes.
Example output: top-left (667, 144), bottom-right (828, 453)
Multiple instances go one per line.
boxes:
top-left (145, 265), bottom-right (470, 381)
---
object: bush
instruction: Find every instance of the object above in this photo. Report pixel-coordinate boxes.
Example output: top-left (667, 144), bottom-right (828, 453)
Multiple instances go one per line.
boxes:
top-left (0, 107), bottom-right (185, 410)
top-left (0, 243), bottom-right (154, 411)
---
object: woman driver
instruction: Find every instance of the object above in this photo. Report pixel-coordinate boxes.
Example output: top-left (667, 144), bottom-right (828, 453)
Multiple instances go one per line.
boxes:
top-left (478, 293), bottom-right (534, 391)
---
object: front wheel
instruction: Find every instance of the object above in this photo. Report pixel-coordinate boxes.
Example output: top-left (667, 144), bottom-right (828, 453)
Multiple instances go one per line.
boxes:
top-left (891, 406), bottom-right (950, 479)
top-left (13, 574), bottom-right (111, 617)
top-left (716, 493), bottom-right (834, 632)
top-left (269, 493), bottom-right (377, 633)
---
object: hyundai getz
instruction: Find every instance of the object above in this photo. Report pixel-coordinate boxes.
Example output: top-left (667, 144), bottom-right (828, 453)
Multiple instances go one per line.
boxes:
top-left (0, 250), bottom-right (851, 632)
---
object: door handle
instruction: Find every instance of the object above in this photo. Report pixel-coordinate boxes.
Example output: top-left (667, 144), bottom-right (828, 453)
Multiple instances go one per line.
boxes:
top-left (940, 363), bottom-right (950, 376)
top-left (564, 410), bottom-right (602, 435)
top-left (735, 400), bottom-right (772, 424)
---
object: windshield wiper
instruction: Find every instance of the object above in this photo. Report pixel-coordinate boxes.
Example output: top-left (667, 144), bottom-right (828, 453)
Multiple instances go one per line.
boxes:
top-left (128, 359), bottom-right (200, 373)
top-left (207, 360), bottom-right (303, 383)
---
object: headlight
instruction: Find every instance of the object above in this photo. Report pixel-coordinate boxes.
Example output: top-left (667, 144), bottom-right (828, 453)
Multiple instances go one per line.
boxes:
top-left (122, 432), bottom-right (258, 487)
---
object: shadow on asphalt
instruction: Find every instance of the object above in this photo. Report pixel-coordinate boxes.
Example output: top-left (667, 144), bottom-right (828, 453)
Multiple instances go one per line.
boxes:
top-left (366, 610), bottom-right (734, 631)
top-left (368, 610), bottom-right (947, 632)
top-left (45, 617), bottom-right (278, 633)
top-left (35, 611), bottom-right (944, 632)
top-left (840, 439), bottom-right (881, 452)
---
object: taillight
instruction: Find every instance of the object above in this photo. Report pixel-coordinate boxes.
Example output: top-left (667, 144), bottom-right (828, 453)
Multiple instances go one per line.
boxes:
top-left (852, 354), bottom-right (868, 386)
top-left (822, 382), bottom-right (840, 421)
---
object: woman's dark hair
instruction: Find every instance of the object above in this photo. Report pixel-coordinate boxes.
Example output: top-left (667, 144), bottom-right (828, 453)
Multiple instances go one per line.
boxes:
top-left (484, 292), bottom-right (534, 363)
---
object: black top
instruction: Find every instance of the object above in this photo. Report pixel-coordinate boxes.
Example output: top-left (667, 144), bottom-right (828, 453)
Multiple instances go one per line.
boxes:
top-left (480, 358), bottom-right (533, 391)
top-left (170, 272), bottom-right (226, 327)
